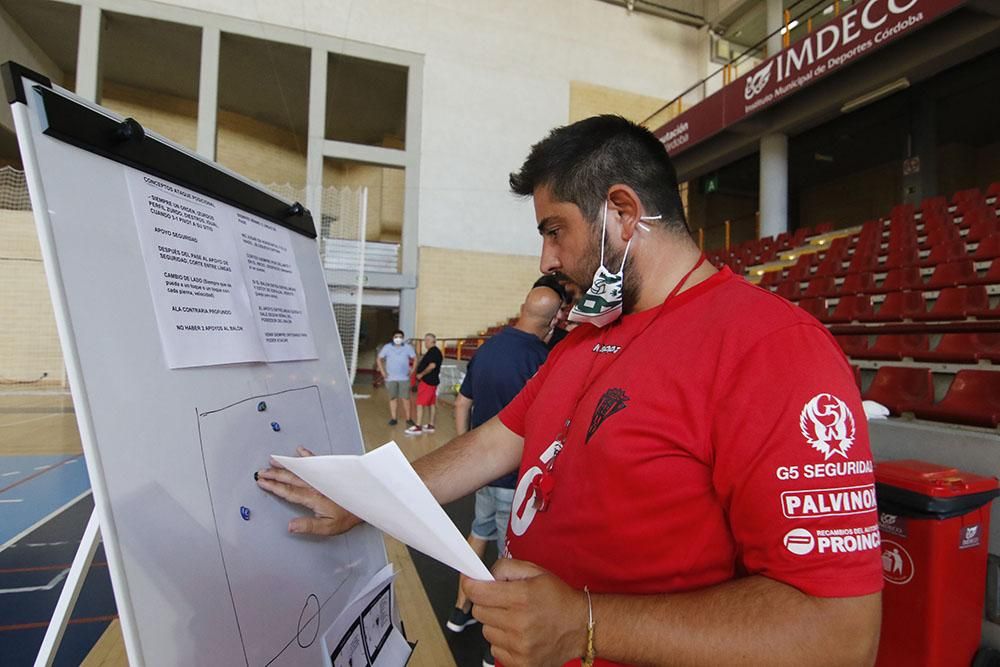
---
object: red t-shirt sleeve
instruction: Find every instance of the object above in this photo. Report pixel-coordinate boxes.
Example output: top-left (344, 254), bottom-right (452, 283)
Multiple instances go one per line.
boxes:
top-left (711, 323), bottom-right (883, 598)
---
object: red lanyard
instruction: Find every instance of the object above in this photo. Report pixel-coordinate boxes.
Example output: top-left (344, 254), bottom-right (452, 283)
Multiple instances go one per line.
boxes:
top-left (531, 253), bottom-right (707, 511)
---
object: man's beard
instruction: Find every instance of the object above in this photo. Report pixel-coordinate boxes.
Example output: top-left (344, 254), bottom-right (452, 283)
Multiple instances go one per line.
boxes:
top-left (572, 229), bottom-right (641, 315)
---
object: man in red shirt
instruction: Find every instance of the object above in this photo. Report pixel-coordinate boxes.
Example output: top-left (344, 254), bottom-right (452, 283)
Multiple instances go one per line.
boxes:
top-left (258, 115), bottom-right (882, 667)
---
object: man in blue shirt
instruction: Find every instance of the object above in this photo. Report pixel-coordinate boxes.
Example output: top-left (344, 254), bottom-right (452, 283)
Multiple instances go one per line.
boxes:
top-left (445, 285), bottom-right (562, 657)
top-left (377, 330), bottom-right (416, 427)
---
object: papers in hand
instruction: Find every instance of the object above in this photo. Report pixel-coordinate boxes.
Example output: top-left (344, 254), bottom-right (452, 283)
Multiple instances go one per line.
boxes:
top-left (273, 442), bottom-right (495, 581)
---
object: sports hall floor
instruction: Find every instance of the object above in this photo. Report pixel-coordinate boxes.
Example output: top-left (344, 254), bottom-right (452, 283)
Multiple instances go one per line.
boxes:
top-left (0, 385), bottom-right (491, 667)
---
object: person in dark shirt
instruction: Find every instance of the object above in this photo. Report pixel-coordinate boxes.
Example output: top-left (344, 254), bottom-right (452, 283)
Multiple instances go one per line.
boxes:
top-left (405, 334), bottom-right (443, 435)
top-left (444, 285), bottom-right (562, 653)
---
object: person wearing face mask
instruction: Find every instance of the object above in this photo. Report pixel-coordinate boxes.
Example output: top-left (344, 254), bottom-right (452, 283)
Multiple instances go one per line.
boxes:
top-left (377, 329), bottom-right (416, 427)
top-left (258, 116), bottom-right (881, 667)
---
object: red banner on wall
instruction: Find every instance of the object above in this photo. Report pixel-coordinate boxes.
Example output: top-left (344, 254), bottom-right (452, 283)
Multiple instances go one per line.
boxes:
top-left (654, 0), bottom-right (967, 156)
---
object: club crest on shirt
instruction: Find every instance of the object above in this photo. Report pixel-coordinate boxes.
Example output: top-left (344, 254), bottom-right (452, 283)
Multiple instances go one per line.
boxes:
top-left (587, 388), bottom-right (629, 443)
top-left (799, 393), bottom-right (856, 460)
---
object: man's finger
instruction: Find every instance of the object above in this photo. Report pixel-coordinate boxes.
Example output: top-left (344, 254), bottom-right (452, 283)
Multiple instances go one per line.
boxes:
top-left (296, 446), bottom-right (316, 457)
top-left (256, 467), bottom-right (309, 488)
top-left (289, 516), bottom-right (341, 536)
top-left (463, 579), bottom-right (528, 609)
top-left (256, 477), bottom-right (317, 508)
top-left (492, 558), bottom-right (547, 582)
top-left (469, 603), bottom-right (515, 632)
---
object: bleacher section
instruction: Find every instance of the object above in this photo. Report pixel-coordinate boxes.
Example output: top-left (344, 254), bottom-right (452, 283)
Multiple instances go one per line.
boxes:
top-left (709, 183), bottom-right (1000, 429)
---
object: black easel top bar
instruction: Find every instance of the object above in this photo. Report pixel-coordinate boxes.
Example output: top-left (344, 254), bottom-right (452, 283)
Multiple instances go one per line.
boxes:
top-left (2, 61), bottom-right (316, 239)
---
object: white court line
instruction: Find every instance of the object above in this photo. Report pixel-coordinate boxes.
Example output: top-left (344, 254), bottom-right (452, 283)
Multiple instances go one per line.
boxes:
top-left (0, 414), bottom-right (63, 429)
top-left (0, 568), bottom-right (69, 594)
top-left (1, 471), bottom-right (20, 477)
top-left (0, 489), bottom-right (92, 554)
top-left (34, 465), bottom-right (52, 471)
top-left (0, 499), bottom-right (24, 504)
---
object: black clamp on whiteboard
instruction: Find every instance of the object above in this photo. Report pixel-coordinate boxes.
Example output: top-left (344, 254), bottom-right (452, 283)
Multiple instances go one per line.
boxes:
top-left (113, 118), bottom-right (145, 144)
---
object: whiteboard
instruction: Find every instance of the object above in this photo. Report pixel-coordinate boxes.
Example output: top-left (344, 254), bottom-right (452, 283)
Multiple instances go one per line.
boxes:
top-left (4, 63), bottom-right (389, 666)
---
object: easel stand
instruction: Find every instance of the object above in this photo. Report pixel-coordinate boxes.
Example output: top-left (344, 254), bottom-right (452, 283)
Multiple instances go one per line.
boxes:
top-left (34, 510), bottom-right (102, 667)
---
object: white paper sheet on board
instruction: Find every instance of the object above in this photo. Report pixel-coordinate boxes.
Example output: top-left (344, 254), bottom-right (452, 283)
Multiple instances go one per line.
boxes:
top-left (126, 170), bottom-right (317, 368)
top-left (126, 170), bottom-right (264, 367)
top-left (323, 564), bottom-right (411, 667)
top-left (233, 210), bottom-right (316, 361)
top-left (273, 443), bottom-right (495, 581)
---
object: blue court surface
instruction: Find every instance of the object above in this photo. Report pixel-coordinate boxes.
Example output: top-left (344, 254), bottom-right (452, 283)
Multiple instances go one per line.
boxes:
top-left (0, 455), bottom-right (114, 666)
top-left (0, 454), bottom-right (91, 549)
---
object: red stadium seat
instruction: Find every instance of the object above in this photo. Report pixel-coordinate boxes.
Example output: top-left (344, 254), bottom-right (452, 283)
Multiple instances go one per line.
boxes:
top-left (804, 276), bottom-right (835, 298)
top-left (925, 260), bottom-right (977, 288)
top-left (862, 366), bottom-right (934, 415)
top-left (922, 223), bottom-right (961, 248)
top-left (963, 212), bottom-right (997, 242)
top-left (797, 297), bottom-right (828, 321)
top-left (758, 271), bottom-right (783, 288)
top-left (921, 196), bottom-right (948, 217)
top-left (921, 239), bottom-right (968, 267)
top-left (814, 253), bottom-right (846, 277)
top-left (777, 280), bottom-right (801, 301)
top-left (952, 188), bottom-right (984, 208)
top-left (815, 222), bottom-right (834, 235)
top-left (914, 370), bottom-right (1000, 427)
top-left (863, 291), bottom-right (927, 322)
top-left (969, 258), bottom-right (1000, 286)
top-left (881, 244), bottom-right (920, 270)
top-left (836, 335), bottom-right (869, 357)
top-left (972, 234), bottom-right (1000, 260)
top-left (851, 334), bottom-right (930, 361)
top-left (847, 249), bottom-right (879, 274)
top-left (827, 236), bottom-right (851, 257)
top-left (911, 333), bottom-right (1000, 364)
top-left (986, 182), bottom-right (1000, 199)
top-left (891, 204), bottom-right (915, 224)
top-left (913, 286), bottom-right (989, 321)
top-left (973, 333), bottom-right (1000, 362)
top-left (871, 267), bottom-right (924, 293)
top-left (826, 294), bottom-right (874, 323)
top-left (841, 272), bottom-right (874, 294)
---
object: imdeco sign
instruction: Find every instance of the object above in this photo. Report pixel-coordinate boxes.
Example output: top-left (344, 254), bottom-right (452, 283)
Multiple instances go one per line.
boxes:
top-left (655, 0), bottom-right (967, 155)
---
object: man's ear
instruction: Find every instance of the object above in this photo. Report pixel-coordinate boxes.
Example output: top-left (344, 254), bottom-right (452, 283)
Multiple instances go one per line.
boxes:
top-left (607, 185), bottom-right (644, 242)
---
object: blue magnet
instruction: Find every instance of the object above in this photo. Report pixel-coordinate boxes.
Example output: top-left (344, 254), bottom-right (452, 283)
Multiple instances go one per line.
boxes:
top-left (257, 401), bottom-right (267, 412)
top-left (271, 421), bottom-right (281, 432)
top-left (240, 506), bottom-right (251, 521)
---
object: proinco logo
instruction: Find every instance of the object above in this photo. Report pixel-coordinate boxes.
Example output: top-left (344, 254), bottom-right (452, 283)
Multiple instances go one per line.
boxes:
top-left (785, 526), bottom-right (880, 556)
top-left (592, 344), bottom-right (622, 355)
top-left (799, 393), bottom-right (856, 460)
top-left (783, 528), bottom-right (815, 555)
top-left (744, 61), bottom-right (774, 100)
top-left (881, 540), bottom-right (914, 584)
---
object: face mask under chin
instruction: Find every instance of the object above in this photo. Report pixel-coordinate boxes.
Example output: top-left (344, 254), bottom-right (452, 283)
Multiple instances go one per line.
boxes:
top-left (568, 201), bottom-right (660, 328)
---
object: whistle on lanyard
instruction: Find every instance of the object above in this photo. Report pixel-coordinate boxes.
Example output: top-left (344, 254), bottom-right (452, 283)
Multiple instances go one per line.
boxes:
top-left (530, 440), bottom-right (563, 511)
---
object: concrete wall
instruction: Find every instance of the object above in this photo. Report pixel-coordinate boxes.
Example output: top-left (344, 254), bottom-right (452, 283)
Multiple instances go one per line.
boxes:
top-left (148, 0), bottom-right (702, 257)
top-left (414, 246), bottom-right (541, 340)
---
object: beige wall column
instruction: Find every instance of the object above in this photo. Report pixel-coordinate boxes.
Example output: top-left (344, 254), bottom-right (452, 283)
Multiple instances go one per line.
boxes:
top-left (76, 4), bottom-right (102, 102)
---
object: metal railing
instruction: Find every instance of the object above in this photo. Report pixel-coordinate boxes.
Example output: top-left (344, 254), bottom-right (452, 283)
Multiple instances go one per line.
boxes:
top-left (642, 0), bottom-right (859, 130)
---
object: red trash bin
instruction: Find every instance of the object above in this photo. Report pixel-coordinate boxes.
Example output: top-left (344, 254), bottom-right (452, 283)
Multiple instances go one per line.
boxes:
top-left (875, 460), bottom-right (999, 667)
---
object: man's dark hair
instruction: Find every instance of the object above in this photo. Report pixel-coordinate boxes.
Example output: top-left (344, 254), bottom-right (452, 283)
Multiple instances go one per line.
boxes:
top-left (532, 274), bottom-right (568, 303)
top-left (510, 115), bottom-right (688, 233)
top-left (393, 329), bottom-right (405, 337)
